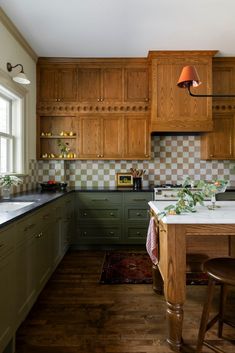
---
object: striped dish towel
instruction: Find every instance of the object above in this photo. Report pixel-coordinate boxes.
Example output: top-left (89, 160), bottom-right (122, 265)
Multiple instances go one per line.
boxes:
top-left (146, 217), bottom-right (159, 265)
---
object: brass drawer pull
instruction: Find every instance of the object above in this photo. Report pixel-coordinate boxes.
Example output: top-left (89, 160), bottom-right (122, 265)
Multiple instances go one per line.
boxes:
top-left (35, 232), bottom-right (43, 239)
top-left (91, 198), bottom-right (108, 201)
top-left (109, 231), bottom-right (114, 235)
top-left (43, 214), bottom-right (50, 219)
top-left (24, 223), bottom-right (36, 232)
top-left (136, 212), bottom-right (141, 216)
top-left (110, 212), bottom-right (114, 216)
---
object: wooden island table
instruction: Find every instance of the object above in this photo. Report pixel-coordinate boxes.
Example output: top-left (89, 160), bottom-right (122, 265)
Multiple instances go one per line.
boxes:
top-left (148, 200), bottom-right (235, 352)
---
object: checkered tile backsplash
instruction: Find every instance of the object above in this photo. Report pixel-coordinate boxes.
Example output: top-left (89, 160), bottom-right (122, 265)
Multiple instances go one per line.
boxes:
top-left (35, 135), bottom-right (235, 188)
top-left (4, 135), bottom-right (235, 197)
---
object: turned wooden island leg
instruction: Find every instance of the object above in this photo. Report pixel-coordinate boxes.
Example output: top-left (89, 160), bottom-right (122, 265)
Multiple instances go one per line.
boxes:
top-left (166, 302), bottom-right (184, 351)
top-left (164, 224), bottom-right (186, 352)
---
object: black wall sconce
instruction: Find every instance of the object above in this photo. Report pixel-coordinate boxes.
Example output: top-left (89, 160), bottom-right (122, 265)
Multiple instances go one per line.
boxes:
top-left (7, 62), bottom-right (30, 85)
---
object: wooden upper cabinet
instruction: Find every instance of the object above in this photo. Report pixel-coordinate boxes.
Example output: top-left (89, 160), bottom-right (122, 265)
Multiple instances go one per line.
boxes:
top-left (77, 67), bottom-right (123, 102)
top-left (77, 68), bottom-right (101, 102)
top-left (78, 115), bottom-right (123, 159)
top-left (148, 51), bottom-right (217, 132)
top-left (201, 114), bottom-right (235, 160)
top-left (212, 58), bottom-right (235, 97)
top-left (37, 65), bottom-right (77, 102)
top-left (124, 115), bottom-right (150, 159)
top-left (102, 116), bottom-right (123, 158)
top-left (79, 116), bottom-right (101, 158)
top-left (124, 67), bottom-right (149, 102)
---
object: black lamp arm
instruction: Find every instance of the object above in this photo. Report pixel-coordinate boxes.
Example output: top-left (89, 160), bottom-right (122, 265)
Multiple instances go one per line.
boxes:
top-left (188, 86), bottom-right (235, 98)
top-left (7, 63), bottom-right (24, 73)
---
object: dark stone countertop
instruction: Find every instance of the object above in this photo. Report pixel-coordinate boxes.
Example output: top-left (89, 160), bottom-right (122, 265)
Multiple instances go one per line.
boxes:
top-left (73, 186), bottom-right (154, 192)
top-left (0, 186), bottom-right (154, 229)
top-left (0, 189), bottom-right (73, 229)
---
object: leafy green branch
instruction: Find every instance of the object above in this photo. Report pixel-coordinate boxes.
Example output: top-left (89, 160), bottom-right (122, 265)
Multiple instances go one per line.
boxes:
top-left (159, 177), bottom-right (228, 218)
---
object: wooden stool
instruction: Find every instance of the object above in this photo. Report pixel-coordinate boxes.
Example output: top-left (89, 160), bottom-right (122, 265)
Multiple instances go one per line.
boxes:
top-left (196, 257), bottom-right (235, 353)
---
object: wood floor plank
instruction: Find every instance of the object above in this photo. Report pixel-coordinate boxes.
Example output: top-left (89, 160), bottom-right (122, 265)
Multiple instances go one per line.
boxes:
top-left (16, 250), bottom-right (235, 353)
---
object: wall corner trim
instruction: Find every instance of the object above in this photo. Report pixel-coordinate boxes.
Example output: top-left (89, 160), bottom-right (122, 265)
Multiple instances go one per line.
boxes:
top-left (0, 6), bottom-right (38, 62)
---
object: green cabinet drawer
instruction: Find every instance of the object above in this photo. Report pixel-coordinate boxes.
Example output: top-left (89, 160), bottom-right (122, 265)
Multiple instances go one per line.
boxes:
top-left (126, 226), bottom-right (148, 241)
top-left (216, 192), bottom-right (235, 201)
top-left (78, 208), bottom-right (121, 220)
top-left (77, 226), bottom-right (121, 240)
top-left (78, 192), bottom-right (122, 205)
top-left (125, 207), bottom-right (149, 221)
top-left (124, 192), bottom-right (153, 204)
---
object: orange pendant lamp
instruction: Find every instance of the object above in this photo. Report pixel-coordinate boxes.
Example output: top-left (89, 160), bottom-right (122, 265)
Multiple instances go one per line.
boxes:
top-left (177, 65), bottom-right (235, 97)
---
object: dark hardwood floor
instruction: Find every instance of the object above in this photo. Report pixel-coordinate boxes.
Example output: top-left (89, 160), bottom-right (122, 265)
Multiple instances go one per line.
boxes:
top-left (16, 250), bottom-right (235, 353)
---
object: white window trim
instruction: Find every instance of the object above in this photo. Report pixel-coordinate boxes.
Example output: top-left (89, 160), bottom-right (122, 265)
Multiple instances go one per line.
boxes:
top-left (0, 68), bottom-right (28, 175)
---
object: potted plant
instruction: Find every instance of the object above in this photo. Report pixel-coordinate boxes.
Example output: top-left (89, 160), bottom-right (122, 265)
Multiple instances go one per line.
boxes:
top-left (57, 139), bottom-right (70, 158)
top-left (0, 175), bottom-right (23, 199)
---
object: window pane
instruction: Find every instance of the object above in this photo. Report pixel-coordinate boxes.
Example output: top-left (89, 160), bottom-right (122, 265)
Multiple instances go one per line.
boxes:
top-left (0, 137), bottom-right (7, 173)
top-left (0, 96), bottom-right (10, 133)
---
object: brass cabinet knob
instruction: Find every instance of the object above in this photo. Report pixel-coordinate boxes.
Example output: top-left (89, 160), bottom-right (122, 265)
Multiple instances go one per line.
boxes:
top-left (97, 98), bottom-right (100, 102)
top-left (100, 98), bottom-right (103, 101)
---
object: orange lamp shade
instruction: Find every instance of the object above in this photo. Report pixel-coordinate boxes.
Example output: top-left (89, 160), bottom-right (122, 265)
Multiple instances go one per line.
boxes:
top-left (177, 65), bottom-right (201, 88)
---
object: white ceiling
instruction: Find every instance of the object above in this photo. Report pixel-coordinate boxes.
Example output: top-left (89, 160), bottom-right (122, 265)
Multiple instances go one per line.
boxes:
top-left (1, 0), bottom-right (235, 58)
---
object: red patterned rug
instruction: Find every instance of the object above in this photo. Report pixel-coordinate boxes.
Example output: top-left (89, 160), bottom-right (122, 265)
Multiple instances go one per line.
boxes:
top-left (100, 251), bottom-right (209, 285)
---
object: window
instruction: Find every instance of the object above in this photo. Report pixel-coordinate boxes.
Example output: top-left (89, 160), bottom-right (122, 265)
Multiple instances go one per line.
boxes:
top-left (0, 83), bottom-right (25, 174)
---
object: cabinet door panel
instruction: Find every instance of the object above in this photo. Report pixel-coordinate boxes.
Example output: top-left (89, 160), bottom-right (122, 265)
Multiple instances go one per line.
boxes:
top-left (59, 68), bottom-right (77, 101)
top-left (77, 69), bottom-right (101, 101)
top-left (0, 255), bottom-right (14, 352)
top-left (38, 67), bottom-right (57, 101)
top-left (124, 68), bottom-right (149, 102)
top-left (102, 68), bottom-right (123, 101)
top-left (102, 116), bottom-right (123, 158)
top-left (149, 52), bottom-right (215, 132)
top-left (201, 114), bottom-right (235, 159)
top-left (79, 117), bottom-right (101, 158)
top-left (15, 235), bottom-right (37, 327)
top-left (124, 115), bottom-right (150, 159)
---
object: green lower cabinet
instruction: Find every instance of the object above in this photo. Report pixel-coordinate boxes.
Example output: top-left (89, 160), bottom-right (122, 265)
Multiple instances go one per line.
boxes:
top-left (74, 191), bottom-right (153, 246)
top-left (0, 225), bottom-right (14, 353)
top-left (126, 225), bottom-right (150, 243)
top-left (77, 225), bottom-right (121, 243)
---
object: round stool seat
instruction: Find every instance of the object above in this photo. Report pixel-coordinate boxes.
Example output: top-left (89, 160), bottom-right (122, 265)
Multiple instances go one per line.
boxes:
top-left (204, 257), bottom-right (235, 286)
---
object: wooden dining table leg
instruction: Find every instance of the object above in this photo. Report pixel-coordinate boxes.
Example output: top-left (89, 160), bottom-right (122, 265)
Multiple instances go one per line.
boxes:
top-left (164, 224), bottom-right (186, 352)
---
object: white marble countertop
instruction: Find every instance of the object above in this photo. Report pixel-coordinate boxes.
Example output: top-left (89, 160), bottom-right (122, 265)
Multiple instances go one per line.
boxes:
top-left (148, 201), bottom-right (235, 224)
